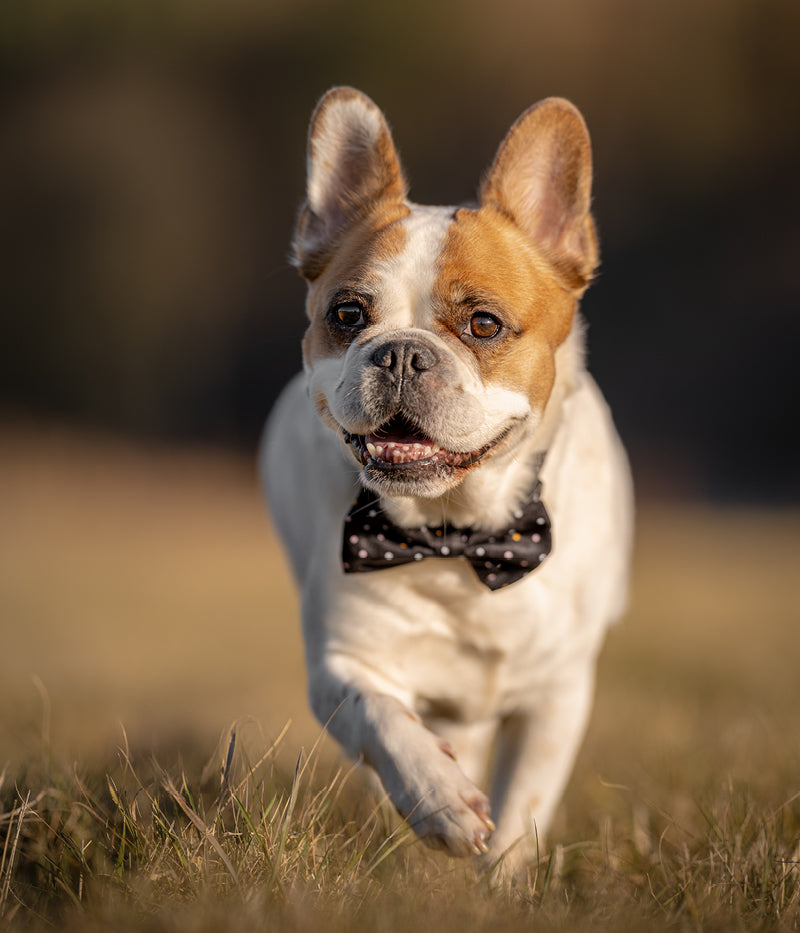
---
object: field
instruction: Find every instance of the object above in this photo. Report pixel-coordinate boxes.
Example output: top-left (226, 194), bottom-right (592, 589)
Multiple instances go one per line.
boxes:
top-left (1, 425), bottom-right (799, 930)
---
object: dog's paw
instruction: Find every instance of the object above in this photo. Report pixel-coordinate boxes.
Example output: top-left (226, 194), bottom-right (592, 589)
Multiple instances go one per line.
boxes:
top-left (379, 727), bottom-right (495, 857)
top-left (409, 779), bottom-right (495, 857)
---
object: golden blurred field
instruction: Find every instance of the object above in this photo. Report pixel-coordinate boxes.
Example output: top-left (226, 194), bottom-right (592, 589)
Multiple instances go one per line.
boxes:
top-left (1, 425), bottom-right (311, 766)
top-left (2, 423), bottom-right (799, 790)
top-left (1, 425), bottom-right (799, 929)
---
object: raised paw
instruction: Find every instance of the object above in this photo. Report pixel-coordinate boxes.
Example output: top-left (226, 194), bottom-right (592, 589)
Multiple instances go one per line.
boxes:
top-left (408, 781), bottom-right (495, 856)
top-left (385, 735), bottom-right (495, 857)
top-left (358, 694), bottom-right (495, 857)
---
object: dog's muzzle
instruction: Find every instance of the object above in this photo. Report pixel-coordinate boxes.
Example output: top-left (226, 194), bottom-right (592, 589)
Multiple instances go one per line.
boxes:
top-left (339, 335), bottom-right (508, 490)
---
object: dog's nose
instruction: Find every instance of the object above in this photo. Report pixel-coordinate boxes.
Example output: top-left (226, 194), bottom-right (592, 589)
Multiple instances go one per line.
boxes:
top-left (370, 340), bottom-right (438, 376)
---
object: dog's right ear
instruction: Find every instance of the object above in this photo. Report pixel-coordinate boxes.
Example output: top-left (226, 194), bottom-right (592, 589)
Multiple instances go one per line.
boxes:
top-left (292, 87), bottom-right (407, 280)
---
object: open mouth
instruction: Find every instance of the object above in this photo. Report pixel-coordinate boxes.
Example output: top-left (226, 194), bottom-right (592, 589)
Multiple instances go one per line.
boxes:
top-left (343, 415), bottom-right (503, 472)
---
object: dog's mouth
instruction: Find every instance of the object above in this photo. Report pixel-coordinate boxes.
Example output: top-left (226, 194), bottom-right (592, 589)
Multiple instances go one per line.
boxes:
top-left (343, 415), bottom-right (504, 473)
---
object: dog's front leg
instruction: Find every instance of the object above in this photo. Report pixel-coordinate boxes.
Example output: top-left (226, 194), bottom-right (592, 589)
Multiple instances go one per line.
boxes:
top-left (487, 667), bottom-right (595, 868)
top-left (308, 667), bottom-right (494, 856)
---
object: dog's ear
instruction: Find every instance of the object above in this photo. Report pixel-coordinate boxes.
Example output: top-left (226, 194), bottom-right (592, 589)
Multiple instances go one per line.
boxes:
top-left (480, 98), bottom-right (598, 293)
top-left (293, 87), bottom-right (407, 279)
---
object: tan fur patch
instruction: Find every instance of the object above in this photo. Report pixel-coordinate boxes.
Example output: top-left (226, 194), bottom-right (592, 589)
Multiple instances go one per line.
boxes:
top-left (301, 202), bottom-right (410, 369)
top-left (433, 207), bottom-right (578, 413)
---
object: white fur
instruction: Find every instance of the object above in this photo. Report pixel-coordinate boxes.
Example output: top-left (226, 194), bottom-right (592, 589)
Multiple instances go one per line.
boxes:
top-left (370, 206), bottom-right (453, 332)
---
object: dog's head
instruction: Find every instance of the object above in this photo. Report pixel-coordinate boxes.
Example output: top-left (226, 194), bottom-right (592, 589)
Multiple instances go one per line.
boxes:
top-left (293, 87), bottom-right (597, 499)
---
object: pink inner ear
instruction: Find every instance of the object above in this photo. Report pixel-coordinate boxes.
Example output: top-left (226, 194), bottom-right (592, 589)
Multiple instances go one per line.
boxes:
top-left (513, 161), bottom-right (575, 245)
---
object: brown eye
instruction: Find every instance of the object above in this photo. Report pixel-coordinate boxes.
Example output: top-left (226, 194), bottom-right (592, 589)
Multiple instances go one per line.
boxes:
top-left (469, 312), bottom-right (501, 339)
top-left (332, 302), bottom-right (365, 327)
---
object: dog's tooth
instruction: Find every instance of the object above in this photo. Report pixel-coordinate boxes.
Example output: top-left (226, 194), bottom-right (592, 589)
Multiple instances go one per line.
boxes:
top-left (365, 437), bottom-right (441, 463)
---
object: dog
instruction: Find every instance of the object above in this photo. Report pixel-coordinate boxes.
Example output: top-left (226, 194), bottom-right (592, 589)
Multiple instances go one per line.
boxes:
top-left (260, 87), bottom-right (633, 868)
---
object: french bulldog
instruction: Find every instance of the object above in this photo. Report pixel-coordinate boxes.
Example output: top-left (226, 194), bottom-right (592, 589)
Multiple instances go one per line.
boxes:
top-left (260, 87), bottom-right (633, 868)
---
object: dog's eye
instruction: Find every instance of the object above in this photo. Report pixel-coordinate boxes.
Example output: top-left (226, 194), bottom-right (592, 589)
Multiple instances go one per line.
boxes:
top-left (469, 312), bottom-right (501, 339)
top-left (332, 302), bottom-right (366, 328)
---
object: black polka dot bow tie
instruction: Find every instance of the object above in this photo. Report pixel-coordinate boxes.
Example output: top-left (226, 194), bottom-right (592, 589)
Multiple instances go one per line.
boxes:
top-left (342, 482), bottom-right (552, 591)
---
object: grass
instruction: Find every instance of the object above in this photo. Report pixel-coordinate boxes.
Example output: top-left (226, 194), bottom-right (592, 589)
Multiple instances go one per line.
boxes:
top-left (2, 727), bottom-right (799, 931)
top-left (1, 424), bottom-right (799, 930)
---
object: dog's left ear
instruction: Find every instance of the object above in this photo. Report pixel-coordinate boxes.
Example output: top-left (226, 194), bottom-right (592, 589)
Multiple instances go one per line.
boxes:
top-left (293, 87), bottom-right (408, 279)
top-left (481, 98), bottom-right (598, 293)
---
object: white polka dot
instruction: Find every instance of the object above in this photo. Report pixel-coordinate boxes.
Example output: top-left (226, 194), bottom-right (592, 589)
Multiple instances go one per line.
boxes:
top-left (358, 549), bottom-right (368, 558)
top-left (513, 510), bottom-right (523, 520)
top-left (475, 546), bottom-right (486, 557)
top-left (487, 573), bottom-right (497, 582)
top-left (538, 553), bottom-right (546, 561)
top-left (536, 517), bottom-right (545, 525)
top-left (440, 546), bottom-right (450, 556)
top-left (414, 552), bottom-right (423, 560)
top-left (503, 550), bottom-right (513, 559)
top-left (532, 533), bottom-right (540, 543)
top-left (349, 535), bottom-right (359, 544)
top-left (384, 551), bottom-right (394, 560)
top-left (376, 533), bottom-right (385, 542)
top-left (368, 510), bottom-right (376, 517)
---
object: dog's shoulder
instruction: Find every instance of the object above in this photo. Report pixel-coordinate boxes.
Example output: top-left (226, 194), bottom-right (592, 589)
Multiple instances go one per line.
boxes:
top-left (541, 372), bottom-right (634, 625)
top-left (260, 372), bottom-right (355, 582)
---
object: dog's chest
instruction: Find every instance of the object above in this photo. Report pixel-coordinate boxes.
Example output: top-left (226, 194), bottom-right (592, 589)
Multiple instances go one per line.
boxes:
top-left (329, 556), bottom-right (580, 716)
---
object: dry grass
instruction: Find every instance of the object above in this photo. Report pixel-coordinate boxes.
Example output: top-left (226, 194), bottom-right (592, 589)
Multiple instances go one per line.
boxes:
top-left (1, 425), bottom-right (799, 930)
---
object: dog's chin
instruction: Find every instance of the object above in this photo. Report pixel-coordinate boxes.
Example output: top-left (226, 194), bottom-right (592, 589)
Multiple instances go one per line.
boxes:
top-left (341, 414), bottom-right (509, 499)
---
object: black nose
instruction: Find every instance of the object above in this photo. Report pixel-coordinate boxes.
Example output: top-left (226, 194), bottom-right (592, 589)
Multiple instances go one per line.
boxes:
top-left (370, 339), bottom-right (438, 377)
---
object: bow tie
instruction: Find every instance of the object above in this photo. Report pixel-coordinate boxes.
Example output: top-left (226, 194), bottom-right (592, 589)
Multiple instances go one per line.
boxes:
top-left (342, 483), bottom-right (551, 591)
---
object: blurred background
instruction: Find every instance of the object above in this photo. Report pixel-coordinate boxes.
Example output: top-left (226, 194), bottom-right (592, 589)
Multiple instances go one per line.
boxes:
top-left (1, 1), bottom-right (799, 776)
top-left (2, 0), bottom-right (798, 499)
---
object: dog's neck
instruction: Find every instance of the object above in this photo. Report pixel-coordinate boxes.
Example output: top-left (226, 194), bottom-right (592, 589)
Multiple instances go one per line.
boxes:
top-left (377, 321), bottom-right (585, 532)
